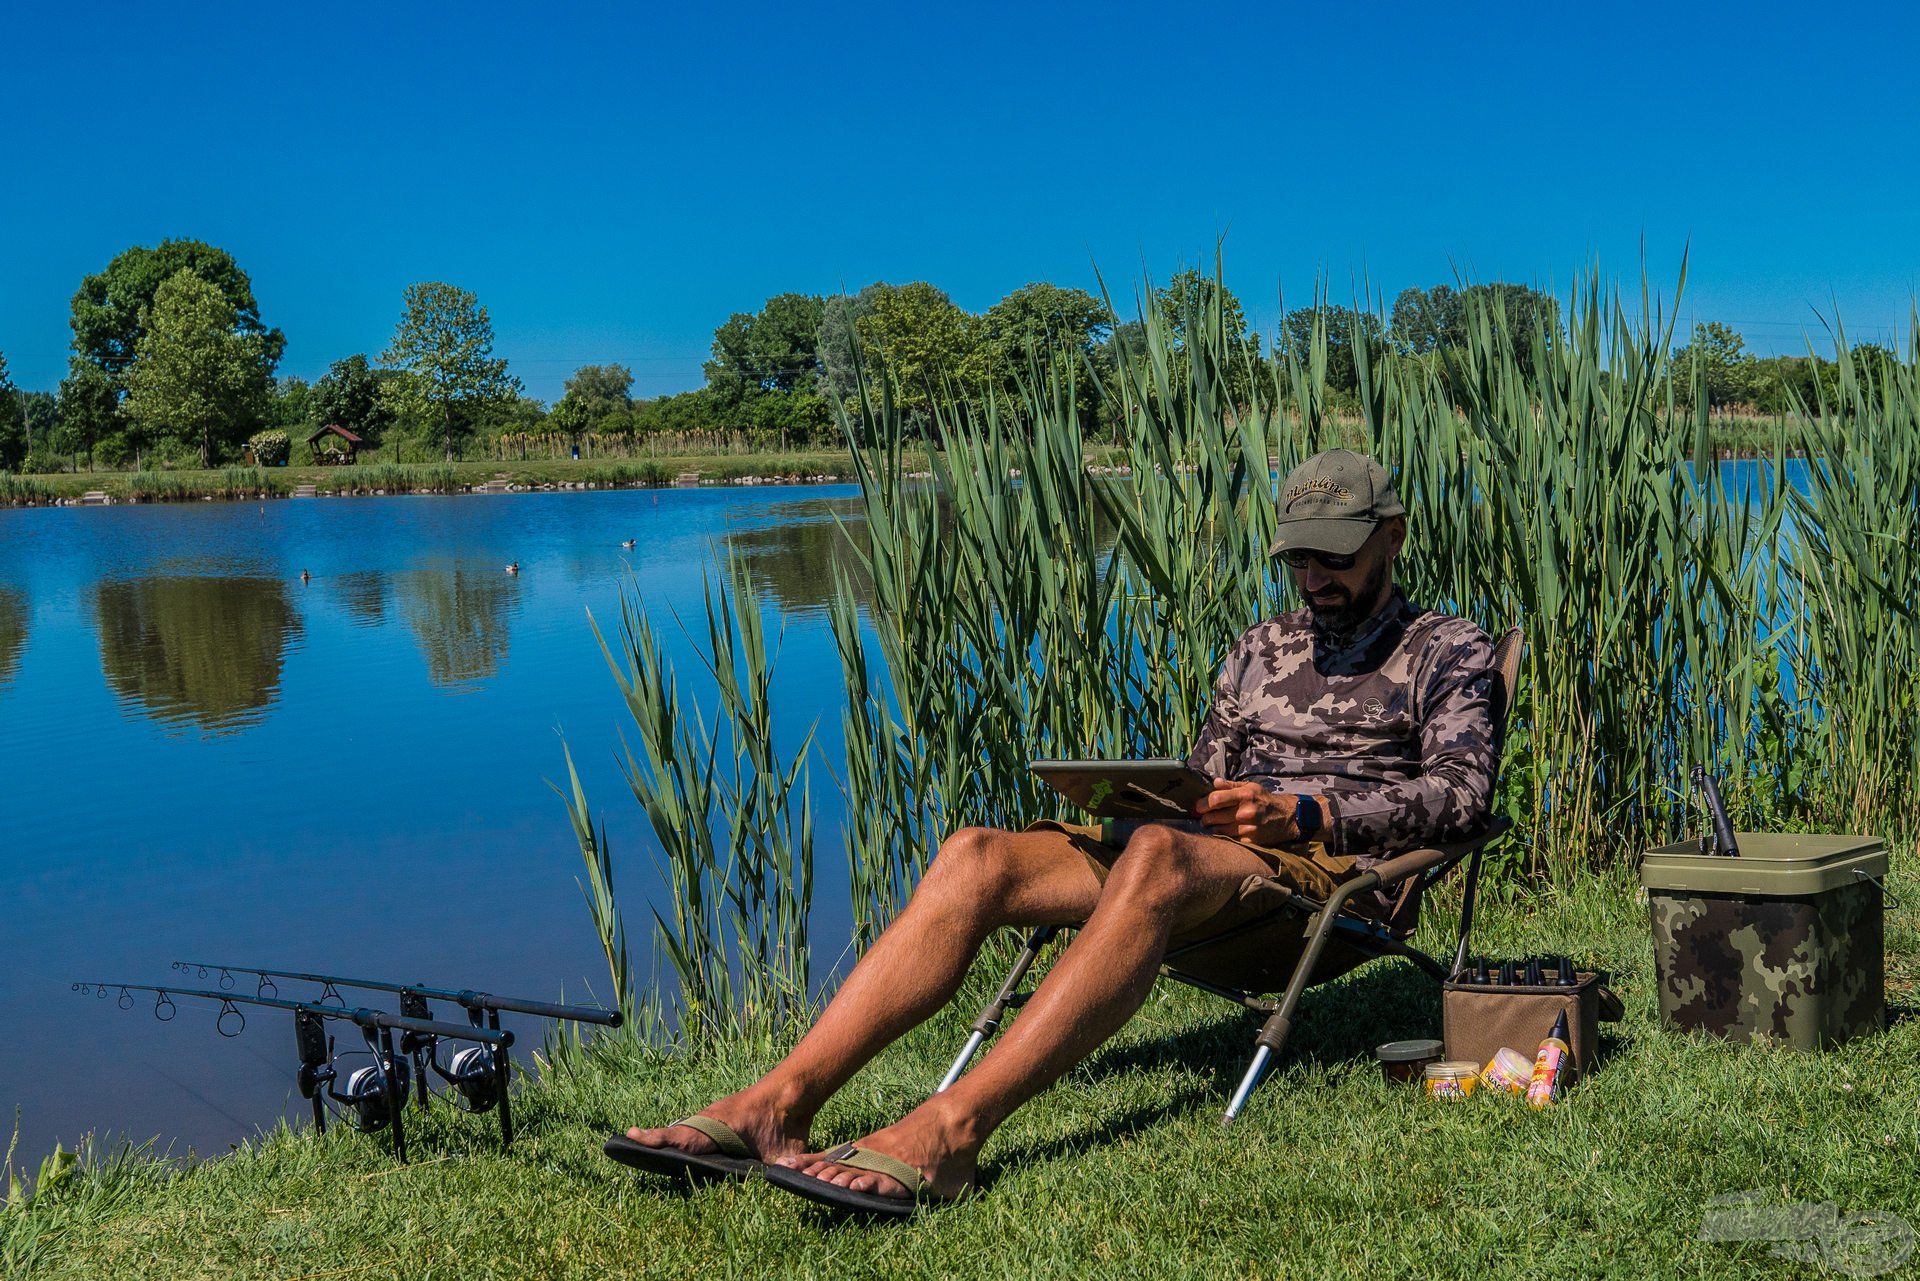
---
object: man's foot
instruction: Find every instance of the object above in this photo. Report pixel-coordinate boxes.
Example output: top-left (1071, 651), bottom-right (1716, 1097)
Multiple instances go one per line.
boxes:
top-left (624, 1084), bottom-right (811, 1164)
top-left (773, 1101), bottom-right (978, 1200)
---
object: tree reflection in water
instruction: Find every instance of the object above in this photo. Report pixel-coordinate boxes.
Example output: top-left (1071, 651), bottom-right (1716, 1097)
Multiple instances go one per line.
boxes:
top-left (721, 499), bottom-right (872, 619)
top-left (397, 561), bottom-right (520, 688)
top-left (93, 576), bottom-right (301, 733)
top-left (0, 584), bottom-right (26, 691)
top-left (325, 570), bottom-right (392, 626)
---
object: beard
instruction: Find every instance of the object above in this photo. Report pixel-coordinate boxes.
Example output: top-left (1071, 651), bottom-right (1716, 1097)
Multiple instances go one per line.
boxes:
top-left (1305, 558), bottom-right (1392, 639)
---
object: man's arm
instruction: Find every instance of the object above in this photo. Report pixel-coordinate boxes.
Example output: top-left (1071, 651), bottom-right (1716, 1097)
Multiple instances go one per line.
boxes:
top-left (1183, 638), bottom-right (1246, 780)
top-left (1321, 629), bottom-right (1498, 859)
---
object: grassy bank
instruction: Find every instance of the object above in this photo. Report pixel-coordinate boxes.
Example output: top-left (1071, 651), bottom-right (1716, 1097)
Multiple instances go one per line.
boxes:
top-left (7, 868), bottom-right (1917, 1279)
top-left (0, 452), bottom-right (870, 507)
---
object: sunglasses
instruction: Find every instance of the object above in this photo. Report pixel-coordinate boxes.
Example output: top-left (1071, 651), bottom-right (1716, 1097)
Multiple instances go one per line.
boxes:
top-left (1279, 548), bottom-right (1358, 571)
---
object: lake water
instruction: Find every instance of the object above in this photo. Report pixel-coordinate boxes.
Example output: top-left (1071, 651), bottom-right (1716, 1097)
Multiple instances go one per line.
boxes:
top-left (0, 486), bottom-right (868, 1164)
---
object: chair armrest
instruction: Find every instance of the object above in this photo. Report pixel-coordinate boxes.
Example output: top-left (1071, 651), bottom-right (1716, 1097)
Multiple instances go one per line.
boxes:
top-left (1365, 816), bottom-right (1513, 886)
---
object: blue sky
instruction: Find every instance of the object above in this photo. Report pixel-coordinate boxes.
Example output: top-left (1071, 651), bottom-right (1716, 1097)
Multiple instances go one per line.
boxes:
top-left (3, 1), bottom-right (1917, 401)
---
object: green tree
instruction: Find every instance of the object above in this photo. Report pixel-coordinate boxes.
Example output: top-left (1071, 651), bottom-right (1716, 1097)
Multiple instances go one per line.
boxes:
top-left (1393, 282), bottom-right (1559, 375)
top-left (0, 352), bottom-right (24, 470)
top-left (380, 282), bottom-right (521, 460)
top-left (1120, 270), bottom-right (1261, 410)
top-left (980, 283), bottom-right (1110, 388)
top-left (632, 388), bottom-right (724, 436)
top-left (310, 354), bottom-right (394, 445)
top-left (1280, 304), bottom-right (1388, 395)
top-left (705, 294), bottom-right (826, 407)
top-left (63, 239), bottom-right (284, 465)
top-left (561, 363), bottom-right (635, 418)
top-left (55, 364), bottom-right (119, 467)
top-left (1389, 284), bottom-right (1463, 354)
top-left (265, 377), bottom-right (316, 432)
top-left (122, 270), bottom-right (275, 467)
top-left (1671, 321), bottom-right (1753, 408)
top-left (854, 282), bottom-right (983, 420)
top-left (1747, 354), bottom-right (1821, 413)
top-left (740, 388), bottom-right (832, 445)
top-left (22, 392), bottom-right (61, 465)
top-left (817, 287), bottom-right (881, 405)
top-left (1157, 270), bottom-right (1252, 347)
top-left (554, 363), bottom-right (634, 440)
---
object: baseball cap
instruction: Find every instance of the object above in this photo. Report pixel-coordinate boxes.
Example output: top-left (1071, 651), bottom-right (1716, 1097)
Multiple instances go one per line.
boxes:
top-left (1269, 449), bottom-right (1405, 557)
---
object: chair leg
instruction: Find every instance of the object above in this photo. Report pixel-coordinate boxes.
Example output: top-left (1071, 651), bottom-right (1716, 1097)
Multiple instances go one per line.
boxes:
top-left (933, 925), bottom-right (1058, 1095)
top-left (1223, 882), bottom-right (1372, 1124)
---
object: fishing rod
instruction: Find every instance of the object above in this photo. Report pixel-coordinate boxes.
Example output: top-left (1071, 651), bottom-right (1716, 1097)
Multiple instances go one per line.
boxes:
top-left (73, 981), bottom-right (512, 1162)
top-left (169, 961), bottom-right (622, 1026)
top-left (169, 961), bottom-right (622, 1148)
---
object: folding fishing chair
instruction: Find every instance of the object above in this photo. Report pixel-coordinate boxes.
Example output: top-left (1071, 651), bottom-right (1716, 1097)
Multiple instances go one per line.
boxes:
top-left (934, 626), bottom-right (1525, 1124)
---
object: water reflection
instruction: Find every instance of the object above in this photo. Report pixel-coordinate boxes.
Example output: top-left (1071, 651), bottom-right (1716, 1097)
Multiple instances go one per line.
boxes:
top-left (397, 562), bottom-right (520, 688)
top-left (0, 584), bottom-right (26, 689)
top-left (725, 502), bottom-right (872, 618)
top-left (93, 576), bottom-right (302, 733)
top-left (326, 570), bottom-right (392, 626)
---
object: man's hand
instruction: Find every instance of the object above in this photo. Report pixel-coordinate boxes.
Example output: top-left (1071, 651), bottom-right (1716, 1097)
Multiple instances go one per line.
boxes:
top-left (1195, 777), bottom-right (1300, 847)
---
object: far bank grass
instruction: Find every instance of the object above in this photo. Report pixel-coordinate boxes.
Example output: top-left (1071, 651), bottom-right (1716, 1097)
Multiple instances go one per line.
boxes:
top-left (9, 868), bottom-right (1917, 1280)
top-left (0, 452), bottom-right (872, 507)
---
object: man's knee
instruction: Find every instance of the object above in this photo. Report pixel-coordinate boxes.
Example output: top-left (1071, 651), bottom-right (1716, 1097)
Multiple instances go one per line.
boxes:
top-left (923, 825), bottom-right (1018, 905)
top-left (1102, 824), bottom-right (1206, 908)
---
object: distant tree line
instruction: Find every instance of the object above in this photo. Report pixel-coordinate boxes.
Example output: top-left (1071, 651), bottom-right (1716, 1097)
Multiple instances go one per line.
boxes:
top-left (0, 237), bottom-right (1909, 473)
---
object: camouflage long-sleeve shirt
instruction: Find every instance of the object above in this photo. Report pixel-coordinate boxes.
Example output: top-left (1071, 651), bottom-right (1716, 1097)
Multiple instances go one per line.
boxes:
top-left (1184, 588), bottom-right (1497, 864)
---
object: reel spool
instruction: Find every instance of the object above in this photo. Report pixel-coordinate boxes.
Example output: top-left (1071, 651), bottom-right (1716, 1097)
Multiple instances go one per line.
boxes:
top-left (441, 1044), bottom-right (501, 1112)
top-left (336, 1054), bottom-right (409, 1130)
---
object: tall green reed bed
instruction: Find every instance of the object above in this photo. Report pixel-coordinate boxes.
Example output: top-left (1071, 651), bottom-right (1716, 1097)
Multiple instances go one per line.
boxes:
top-left (122, 467), bottom-right (287, 502)
top-left (569, 267), bottom-right (1918, 1042)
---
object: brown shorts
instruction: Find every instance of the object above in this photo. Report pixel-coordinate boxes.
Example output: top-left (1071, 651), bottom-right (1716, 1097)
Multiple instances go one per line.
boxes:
top-left (1024, 818), bottom-right (1374, 994)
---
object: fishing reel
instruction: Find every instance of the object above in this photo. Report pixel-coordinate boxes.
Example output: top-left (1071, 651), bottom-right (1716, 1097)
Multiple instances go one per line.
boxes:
top-left (336, 1055), bottom-right (411, 1130)
top-left (294, 1010), bottom-right (410, 1140)
top-left (394, 993), bottom-right (512, 1134)
top-left (436, 1044), bottom-right (502, 1111)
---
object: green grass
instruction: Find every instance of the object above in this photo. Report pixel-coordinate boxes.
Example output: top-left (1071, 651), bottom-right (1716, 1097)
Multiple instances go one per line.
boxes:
top-left (0, 453), bottom-right (870, 506)
top-left (10, 868), bottom-right (1916, 1279)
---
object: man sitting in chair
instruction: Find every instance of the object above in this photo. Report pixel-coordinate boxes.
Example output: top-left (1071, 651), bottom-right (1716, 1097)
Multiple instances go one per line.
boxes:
top-left (613, 448), bottom-right (1498, 1213)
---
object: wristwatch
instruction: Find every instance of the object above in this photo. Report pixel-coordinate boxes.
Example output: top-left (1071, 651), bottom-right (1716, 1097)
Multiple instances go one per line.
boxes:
top-left (1293, 793), bottom-right (1323, 838)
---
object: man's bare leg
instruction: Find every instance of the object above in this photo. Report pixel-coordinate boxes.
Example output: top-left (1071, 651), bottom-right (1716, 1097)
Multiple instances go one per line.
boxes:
top-left (624, 824), bottom-right (1107, 1163)
top-left (776, 824), bottom-right (1271, 1198)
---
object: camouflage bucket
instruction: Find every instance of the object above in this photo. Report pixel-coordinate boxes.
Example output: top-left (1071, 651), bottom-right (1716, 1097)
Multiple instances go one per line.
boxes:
top-left (1643, 834), bottom-right (1887, 1050)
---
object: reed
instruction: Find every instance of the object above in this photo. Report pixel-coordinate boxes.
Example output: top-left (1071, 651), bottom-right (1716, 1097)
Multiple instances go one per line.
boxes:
top-left (572, 263), bottom-right (1916, 1041)
top-left (121, 468), bottom-right (286, 502)
top-left (0, 474), bottom-right (56, 505)
top-left (323, 464), bottom-right (462, 495)
top-left (578, 558), bottom-right (816, 1040)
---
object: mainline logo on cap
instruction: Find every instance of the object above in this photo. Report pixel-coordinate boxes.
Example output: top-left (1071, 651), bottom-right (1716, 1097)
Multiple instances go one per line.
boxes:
top-left (1286, 477), bottom-right (1352, 507)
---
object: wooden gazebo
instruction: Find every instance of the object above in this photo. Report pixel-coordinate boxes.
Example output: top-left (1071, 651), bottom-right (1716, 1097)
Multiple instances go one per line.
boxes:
top-left (307, 424), bottom-right (364, 465)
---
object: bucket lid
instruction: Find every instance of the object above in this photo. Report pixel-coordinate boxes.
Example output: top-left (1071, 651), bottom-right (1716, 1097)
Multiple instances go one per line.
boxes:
top-left (1375, 1038), bottom-right (1444, 1062)
top-left (1641, 832), bottom-right (1886, 896)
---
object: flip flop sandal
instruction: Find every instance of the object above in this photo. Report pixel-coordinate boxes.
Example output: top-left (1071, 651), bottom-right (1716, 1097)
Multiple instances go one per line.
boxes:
top-left (603, 1115), bottom-right (762, 1184)
top-left (763, 1143), bottom-right (964, 1219)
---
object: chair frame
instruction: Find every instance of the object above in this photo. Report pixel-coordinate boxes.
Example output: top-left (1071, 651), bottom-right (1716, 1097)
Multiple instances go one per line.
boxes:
top-left (934, 626), bottom-right (1525, 1124)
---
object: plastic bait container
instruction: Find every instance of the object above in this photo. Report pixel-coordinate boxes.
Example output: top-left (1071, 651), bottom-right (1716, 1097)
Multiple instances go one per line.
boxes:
top-left (1479, 1046), bottom-right (1531, 1096)
top-left (1642, 833), bottom-right (1886, 1049)
top-left (1375, 1038), bottom-right (1445, 1084)
top-left (1423, 1061), bottom-right (1480, 1100)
